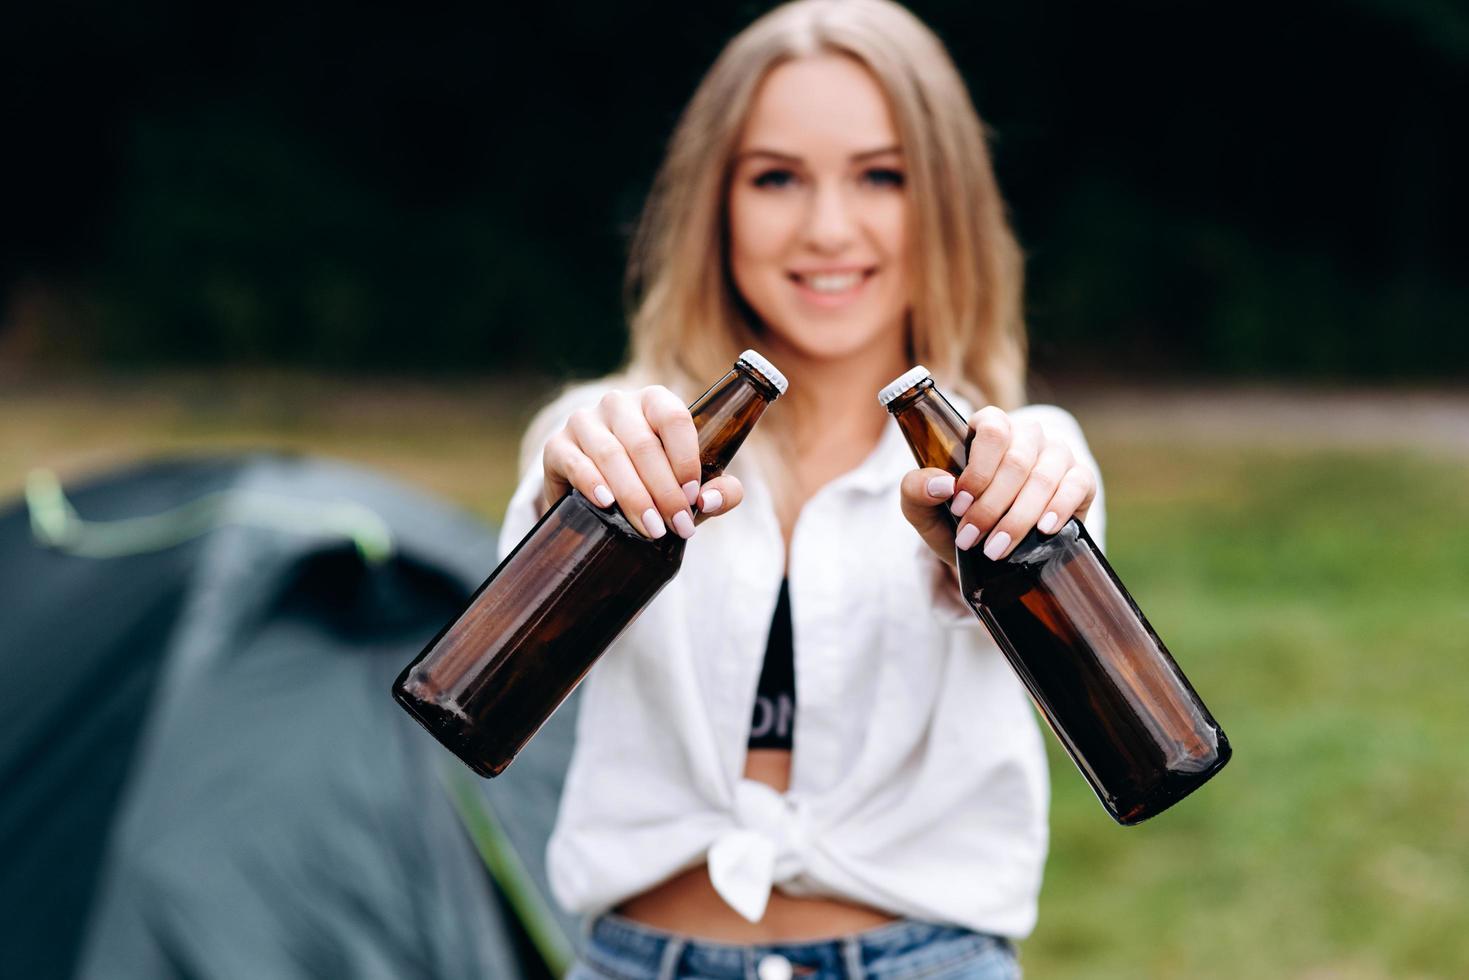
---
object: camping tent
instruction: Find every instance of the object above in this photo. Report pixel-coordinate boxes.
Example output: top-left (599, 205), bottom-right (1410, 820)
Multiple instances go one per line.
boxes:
top-left (0, 454), bottom-right (581, 979)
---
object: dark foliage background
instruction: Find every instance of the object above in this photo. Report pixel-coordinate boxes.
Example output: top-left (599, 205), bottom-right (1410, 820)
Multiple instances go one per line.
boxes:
top-left (3, 0), bottom-right (1465, 379)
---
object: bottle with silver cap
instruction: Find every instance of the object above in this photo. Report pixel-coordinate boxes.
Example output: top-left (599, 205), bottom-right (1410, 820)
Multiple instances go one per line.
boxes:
top-left (394, 352), bottom-right (786, 777)
top-left (880, 366), bottom-right (1230, 824)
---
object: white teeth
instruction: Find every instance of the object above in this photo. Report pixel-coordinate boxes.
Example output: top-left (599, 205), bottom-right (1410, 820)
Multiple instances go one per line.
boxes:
top-left (802, 272), bottom-right (864, 294)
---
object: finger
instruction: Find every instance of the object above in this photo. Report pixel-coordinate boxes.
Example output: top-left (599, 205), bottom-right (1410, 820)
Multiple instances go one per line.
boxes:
top-left (899, 467), bottom-right (956, 522)
top-left (643, 386), bottom-right (702, 507)
top-left (542, 431), bottom-right (615, 511)
top-left (1036, 466), bottom-right (1097, 536)
top-left (950, 406), bottom-right (1010, 518)
top-left (604, 391), bottom-right (696, 540)
top-left (957, 417), bottom-right (1041, 548)
top-left (900, 467), bottom-right (961, 564)
top-left (692, 474), bottom-right (743, 524)
top-left (541, 431), bottom-right (574, 508)
top-left (983, 443), bottom-right (1071, 560)
top-left (570, 406), bottom-right (664, 539)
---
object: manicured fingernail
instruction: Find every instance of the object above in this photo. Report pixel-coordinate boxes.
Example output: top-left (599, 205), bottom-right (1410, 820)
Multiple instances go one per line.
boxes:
top-left (682, 480), bottom-right (700, 506)
top-left (672, 510), bottom-right (695, 539)
top-left (949, 490), bottom-right (974, 516)
top-left (1038, 511), bottom-right (1059, 534)
top-left (983, 531), bottom-right (1011, 561)
top-left (593, 484), bottom-right (615, 507)
top-left (641, 508), bottom-right (666, 539)
top-left (927, 474), bottom-right (955, 498)
top-left (700, 488), bottom-right (723, 514)
top-left (955, 524), bottom-right (980, 550)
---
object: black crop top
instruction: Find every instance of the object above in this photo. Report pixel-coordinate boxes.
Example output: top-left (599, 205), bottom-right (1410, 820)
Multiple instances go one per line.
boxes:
top-left (748, 577), bottom-right (796, 750)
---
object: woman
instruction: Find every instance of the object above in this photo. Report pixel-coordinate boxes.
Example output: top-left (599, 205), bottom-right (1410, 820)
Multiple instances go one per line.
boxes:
top-left (497, 1), bottom-right (1104, 976)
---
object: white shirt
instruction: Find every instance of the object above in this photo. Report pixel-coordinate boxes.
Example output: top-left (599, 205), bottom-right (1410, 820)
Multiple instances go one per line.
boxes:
top-left (497, 384), bottom-right (1106, 940)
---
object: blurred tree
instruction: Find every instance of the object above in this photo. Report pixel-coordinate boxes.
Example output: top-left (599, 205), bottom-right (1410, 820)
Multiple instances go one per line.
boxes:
top-left (1, 0), bottom-right (1464, 379)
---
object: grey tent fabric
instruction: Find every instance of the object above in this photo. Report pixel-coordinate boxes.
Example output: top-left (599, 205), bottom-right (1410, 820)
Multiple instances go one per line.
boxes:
top-left (2, 459), bottom-right (250, 980)
top-left (0, 454), bottom-right (582, 979)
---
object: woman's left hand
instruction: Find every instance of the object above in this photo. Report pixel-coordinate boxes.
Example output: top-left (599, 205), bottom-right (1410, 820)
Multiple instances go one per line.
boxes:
top-left (899, 406), bottom-right (1097, 565)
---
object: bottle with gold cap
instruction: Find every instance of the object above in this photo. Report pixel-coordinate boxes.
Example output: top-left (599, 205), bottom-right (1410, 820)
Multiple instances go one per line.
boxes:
top-left (395, 351), bottom-right (786, 777)
top-left (880, 366), bottom-right (1229, 824)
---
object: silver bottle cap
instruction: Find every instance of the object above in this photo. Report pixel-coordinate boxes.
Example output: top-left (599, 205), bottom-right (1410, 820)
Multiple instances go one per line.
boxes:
top-left (877, 365), bottom-right (932, 406)
top-left (736, 349), bottom-right (788, 396)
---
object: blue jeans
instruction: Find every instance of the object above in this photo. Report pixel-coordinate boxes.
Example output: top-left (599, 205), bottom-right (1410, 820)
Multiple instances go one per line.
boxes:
top-left (565, 912), bottom-right (1021, 980)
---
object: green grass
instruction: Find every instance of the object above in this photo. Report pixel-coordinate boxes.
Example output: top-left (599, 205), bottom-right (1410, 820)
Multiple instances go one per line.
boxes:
top-left (4, 376), bottom-right (1466, 978)
top-left (1028, 444), bottom-right (1469, 979)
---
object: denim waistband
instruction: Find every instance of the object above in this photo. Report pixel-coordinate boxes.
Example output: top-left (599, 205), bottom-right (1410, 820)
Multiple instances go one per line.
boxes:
top-left (579, 912), bottom-right (1017, 980)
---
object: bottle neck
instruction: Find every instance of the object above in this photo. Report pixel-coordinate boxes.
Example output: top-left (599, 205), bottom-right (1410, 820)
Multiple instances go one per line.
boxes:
top-left (888, 379), bottom-right (971, 479)
top-left (690, 366), bottom-right (778, 483)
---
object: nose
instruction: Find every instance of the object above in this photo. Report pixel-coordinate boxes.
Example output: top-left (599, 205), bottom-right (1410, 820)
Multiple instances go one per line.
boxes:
top-left (803, 181), bottom-right (857, 254)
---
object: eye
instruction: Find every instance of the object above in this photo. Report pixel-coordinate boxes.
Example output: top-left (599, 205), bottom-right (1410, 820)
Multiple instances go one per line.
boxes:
top-left (752, 168), bottom-right (799, 190)
top-left (861, 167), bottom-right (905, 189)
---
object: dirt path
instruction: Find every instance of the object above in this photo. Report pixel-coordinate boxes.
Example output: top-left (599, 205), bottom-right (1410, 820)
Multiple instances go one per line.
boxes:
top-left (2, 374), bottom-right (1465, 510)
top-left (1065, 385), bottom-right (1469, 457)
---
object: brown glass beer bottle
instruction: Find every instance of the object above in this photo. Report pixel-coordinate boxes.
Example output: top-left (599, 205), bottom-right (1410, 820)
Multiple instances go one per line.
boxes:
top-left (880, 367), bottom-right (1229, 824)
top-left (393, 351), bottom-right (786, 777)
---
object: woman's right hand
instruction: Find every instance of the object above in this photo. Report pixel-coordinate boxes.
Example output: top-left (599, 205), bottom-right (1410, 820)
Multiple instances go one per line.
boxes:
top-left (540, 386), bottom-right (745, 540)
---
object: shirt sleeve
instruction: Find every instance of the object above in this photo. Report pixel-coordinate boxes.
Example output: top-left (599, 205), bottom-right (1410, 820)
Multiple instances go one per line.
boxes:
top-left (916, 542), bottom-right (978, 629)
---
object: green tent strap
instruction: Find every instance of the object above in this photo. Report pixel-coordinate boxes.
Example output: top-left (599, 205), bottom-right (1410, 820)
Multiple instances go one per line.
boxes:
top-left (440, 765), bottom-right (576, 977)
top-left (24, 468), bottom-right (394, 564)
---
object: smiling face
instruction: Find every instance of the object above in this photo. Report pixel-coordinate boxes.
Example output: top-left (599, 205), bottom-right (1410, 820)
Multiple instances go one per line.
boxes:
top-left (727, 54), bottom-right (911, 371)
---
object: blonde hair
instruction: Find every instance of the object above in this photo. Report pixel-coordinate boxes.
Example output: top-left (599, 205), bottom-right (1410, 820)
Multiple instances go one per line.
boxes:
top-left (624, 0), bottom-right (1027, 410)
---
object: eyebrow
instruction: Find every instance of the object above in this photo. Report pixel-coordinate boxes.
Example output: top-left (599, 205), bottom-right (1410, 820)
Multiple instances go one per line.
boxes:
top-left (736, 145), bottom-right (903, 164)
